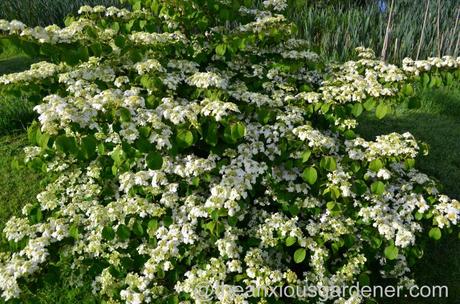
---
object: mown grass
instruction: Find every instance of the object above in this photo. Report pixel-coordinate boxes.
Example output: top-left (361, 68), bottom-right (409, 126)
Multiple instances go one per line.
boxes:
top-left (0, 133), bottom-right (42, 242)
top-left (0, 56), bottom-right (38, 135)
top-left (357, 87), bottom-right (460, 200)
top-left (358, 87), bottom-right (460, 304)
top-left (0, 134), bottom-right (99, 303)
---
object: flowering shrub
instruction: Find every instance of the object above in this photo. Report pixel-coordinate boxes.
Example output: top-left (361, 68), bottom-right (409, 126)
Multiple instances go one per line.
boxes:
top-left (0, 0), bottom-right (459, 303)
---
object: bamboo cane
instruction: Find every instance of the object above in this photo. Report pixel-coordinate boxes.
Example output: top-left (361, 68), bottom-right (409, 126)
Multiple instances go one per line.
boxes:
top-left (381, 0), bottom-right (395, 61)
top-left (416, 0), bottom-right (431, 60)
top-left (436, 0), bottom-right (442, 56)
top-left (448, 7), bottom-right (460, 54)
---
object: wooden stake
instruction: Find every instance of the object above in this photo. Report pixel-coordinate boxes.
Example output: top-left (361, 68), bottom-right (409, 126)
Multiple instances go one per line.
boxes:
top-left (381, 0), bottom-right (395, 61)
top-left (416, 0), bottom-right (430, 60)
top-left (436, 0), bottom-right (441, 57)
top-left (448, 7), bottom-right (460, 54)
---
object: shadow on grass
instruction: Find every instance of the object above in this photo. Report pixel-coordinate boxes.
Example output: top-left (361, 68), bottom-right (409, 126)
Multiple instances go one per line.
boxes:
top-left (357, 87), bottom-right (460, 304)
top-left (0, 56), bottom-right (37, 75)
top-left (0, 56), bottom-right (39, 135)
top-left (358, 112), bottom-right (460, 199)
top-left (0, 96), bottom-right (36, 135)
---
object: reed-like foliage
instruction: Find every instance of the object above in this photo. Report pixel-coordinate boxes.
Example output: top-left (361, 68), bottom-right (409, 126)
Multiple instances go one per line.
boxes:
top-left (0, 0), bottom-right (120, 27)
top-left (288, 0), bottom-right (459, 62)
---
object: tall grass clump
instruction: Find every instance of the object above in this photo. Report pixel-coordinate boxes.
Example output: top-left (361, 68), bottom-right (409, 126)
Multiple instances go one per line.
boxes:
top-left (288, 0), bottom-right (459, 62)
top-left (0, 0), bottom-right (120, 27)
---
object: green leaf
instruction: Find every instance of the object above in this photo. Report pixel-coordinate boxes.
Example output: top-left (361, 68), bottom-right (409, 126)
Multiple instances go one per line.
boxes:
top-left (11, 159), bottom-right (20, 170)
top-left (69, 224), bottom-right (79, 239)
top-left (384, 244), bottom-right (399, 260)
top-left (351, 103), bottom-right (363, 117)
top-left (375, 103), bottom-right (389, 119)
top-left (358, 273), bottom-right (370, 286)
top-left (37, 133), bottom-right (50, 149)
top-left (363, 98), bottom-right (376, 111)
top-left (224, 122), bottom-right (246, 144)
top-left (286, 236), bottom-right (297, 247)
top-left (81, 135), bottom-right (98, 160)
top-left (111, 22), bottom-right (120, 33)
top-left (146, 151), bottom-right (163, 170)
top-left (301, 150), bottom-right (311, 162)
top-left (326, 201), bottom-right (336, 210)
top-left (191, 176), bottom-right (200, 187)
top-left (133, 221), bottom-right (144, 237)
top-left (231, 122), bottom-right (246, 140)
top-left (167, 295), bottom-right (179, 304)
top-left (115, 36), bottom-right (126, 48)
top-left (205, 121), bottom-right (218, 146)
top-left (353, 180), bottom-right (368, 196)
top-left (320, 156), bottom-right (336, 172)
top-left (371, 181), bottom-right (385, 195)
top-left (102, 226), bottom-right (116, 241)
top-left (428, 227), bottom-right (442, 240)
top-left (302, 167), bottom-right (318, 185)
top-left (293, 248), bottom-right (306, 263)
top-left (151, 0), bottom-right (160, 14)
top-left (404, 158), bottom-right (416, 170)
top-left (402, 83), bottom-right (414, 96)
top-left (176, 130), bottom-right (194, 148)
top-left (111, 146), bottom-right (125, 165)
top-left (148, 219), bottom-right (159, 235)
top-left (55, 135), bottom-right (78, 155)
top-left (28, 158), bottom-right (45, 172)
top-left (369, 236), bottom-right (382, 249)
top-left (215, 44), bottom-right (226, 56)
top-left (256, 108), bottom-right (274, 125)
top-left (28, 206), bottom-right (43, 224)
top-left (320, 103), bottom-right (330, 114)
top-left (27, 122), bottom-right (41, 145)
top-left (135, 138), bottom-right (153, 153)
top-left (119, 107), bottom-right (132, 122)
top-left (422, 73), bottom-right (430, 87)
top-left (117, 225), bottom-right (131, 241)
top-left (445, 72), bottom-right (453, 86)
top-left (369, 159), bottom-right (383, 172)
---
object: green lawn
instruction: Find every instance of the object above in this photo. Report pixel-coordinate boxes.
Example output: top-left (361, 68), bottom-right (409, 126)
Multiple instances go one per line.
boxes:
top-left (0, 133), bottom-right (42, 242)
top-left (0, 56), bottom-right (37, 75)
top-left (0, 56), bottom-right (38, 134)
top-left (358, 87), bottom-right (460, 304)
top-left (0, 135), bottom-right (97, 301)
top-left (358, 87), bottom-right (460, 200)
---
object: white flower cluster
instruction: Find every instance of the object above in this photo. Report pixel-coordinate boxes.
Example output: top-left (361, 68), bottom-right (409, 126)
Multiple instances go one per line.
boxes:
top-left (129, 31), bottom-right (187, 45)
top-left (187, 72), bottom-right (228, 90)
top-left (0, 18), bottom-right (105, 44)
top-left (200, 98), bottom-right (240, 121)
top-left (293, 124), bottom-right (337, 151)
top-left (78, 5), bottom-right (147, 20)
top-left (263, 0), bottom-right (288, 11)
top-left (345, 132), bottom-right (419, 161)
top-left (0, 62), bottom-right (62, 85)
top-left (403, 56), bottom-right (459, 75)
